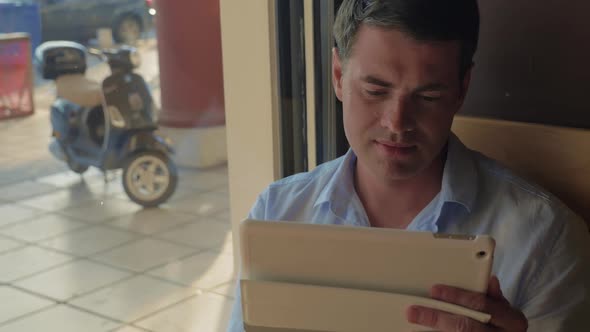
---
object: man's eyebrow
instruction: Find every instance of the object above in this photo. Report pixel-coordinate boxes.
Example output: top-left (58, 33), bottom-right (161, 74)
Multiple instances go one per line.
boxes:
top-left (361, 75), bottom-right (393, 88)
top-left (415, 83), bottom-right (449, 92)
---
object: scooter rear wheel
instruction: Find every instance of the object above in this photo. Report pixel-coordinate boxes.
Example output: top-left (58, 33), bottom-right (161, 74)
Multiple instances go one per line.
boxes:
top-left (122, 151), bottom-right (177, 207)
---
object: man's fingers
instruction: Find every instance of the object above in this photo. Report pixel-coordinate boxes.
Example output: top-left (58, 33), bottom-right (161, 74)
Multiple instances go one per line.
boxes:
top-left (407, 305), bottom-right (497, 332)
top-left (431, 284), bottom-right (491, 312)
top-left (430, 284), bottom-right (527, 330)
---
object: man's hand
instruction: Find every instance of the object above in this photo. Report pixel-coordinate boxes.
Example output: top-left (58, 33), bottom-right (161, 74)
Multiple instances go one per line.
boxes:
top-left (406, 276), bottom-right (528, 331)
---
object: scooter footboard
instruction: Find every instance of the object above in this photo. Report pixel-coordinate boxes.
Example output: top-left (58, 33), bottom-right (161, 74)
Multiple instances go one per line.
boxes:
top-left (100, 130), bottom-right (173, 170)
top-left (128, 131), bottom-right (174, 155)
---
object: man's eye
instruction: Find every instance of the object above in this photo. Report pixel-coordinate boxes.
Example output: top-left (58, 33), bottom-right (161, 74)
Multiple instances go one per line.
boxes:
top-left (419, 95), bottom-right (441, 102)
top-left (366, 90), bottom-right (387, 97)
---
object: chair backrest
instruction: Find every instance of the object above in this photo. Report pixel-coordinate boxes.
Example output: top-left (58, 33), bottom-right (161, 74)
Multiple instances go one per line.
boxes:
top-left (452, 115), bottom-right (590, 227)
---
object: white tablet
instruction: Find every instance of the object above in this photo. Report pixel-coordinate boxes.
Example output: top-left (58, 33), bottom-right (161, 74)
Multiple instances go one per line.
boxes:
top-left (239, 219), bottom-right (496, 331)
top-left (240, 219), bottom-right (495, 297)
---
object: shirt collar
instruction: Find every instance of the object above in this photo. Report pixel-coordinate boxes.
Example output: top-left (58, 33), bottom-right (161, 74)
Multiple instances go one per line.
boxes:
top-left (313, 148), bottom-right (358, 218)
top-left (314, 133), bottom-right (478, 222)
top-left (439, 133), bottom-right (478, 214)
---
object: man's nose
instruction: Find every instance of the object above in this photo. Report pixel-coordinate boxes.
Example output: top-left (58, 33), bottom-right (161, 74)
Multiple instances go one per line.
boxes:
top-left (380, 96), bottom-right (416, 133)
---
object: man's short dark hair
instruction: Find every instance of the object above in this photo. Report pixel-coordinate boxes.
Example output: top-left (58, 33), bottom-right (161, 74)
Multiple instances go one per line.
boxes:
top-left (333, 0), bottom-right (480, 78)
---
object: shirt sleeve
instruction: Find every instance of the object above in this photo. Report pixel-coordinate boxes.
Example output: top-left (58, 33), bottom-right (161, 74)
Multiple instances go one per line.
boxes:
top-left (522, 209), bottom-right (590, 331)
top-left (226, 190), bottom-right (269, 332)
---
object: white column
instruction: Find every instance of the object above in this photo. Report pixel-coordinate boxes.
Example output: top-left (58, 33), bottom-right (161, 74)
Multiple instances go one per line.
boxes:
top-left (220, 0), bottom-right (282, 272)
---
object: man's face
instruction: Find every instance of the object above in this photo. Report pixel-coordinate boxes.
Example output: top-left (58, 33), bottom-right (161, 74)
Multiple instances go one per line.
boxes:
top-left (333, 25), bottom-right (471, 182)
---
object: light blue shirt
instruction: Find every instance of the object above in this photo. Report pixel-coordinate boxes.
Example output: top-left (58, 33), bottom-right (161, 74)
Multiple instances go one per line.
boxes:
top-left (228, 135), bottom-right (590, 331)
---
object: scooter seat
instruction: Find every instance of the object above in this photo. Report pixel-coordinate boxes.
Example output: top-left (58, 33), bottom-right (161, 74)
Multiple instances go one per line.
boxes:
top-left (56, 74), bottom-right (103, 108)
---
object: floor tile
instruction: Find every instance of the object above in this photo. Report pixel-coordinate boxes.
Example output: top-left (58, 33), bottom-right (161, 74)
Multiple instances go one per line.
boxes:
top-left (210, 166), bottom-right (228, 176)
top-left (60, 199), bottom-right (143, 223)
top-left (15, 260), bottom-right (133, 301)
top-left (0, 214), bottom-right (88, 242)
top-left (210, 185), bottom-right (229, 196)
top-left (0, 286), bottom-right (54, 324)
top-left (135, 291), bottom-right (234, 332)
top-left (107, 209), bottom-right (195, 235)
top-left (69, 275), bottom-right (196, 323)
top-left (64, 179), bottom-right (116, 200)
top-left (211, 209), bottom-right (230, 224)
top-left (0, 181), bottom-right (59, 201)
top-left (83, 169), bottom-right (123, 182)
top-left (177, 170), bottom-right (228, 192)
top-left (211, 280), bottom-right (238, 299)
top-left (0, 236), bottom-right (24, 254)
top-left (19, 189), bottom-right (97, 212)
top-left (0, 161), bottom-right (66, 189)
top-left (148, 251), bottom-right (235, 290)
top-left (39, 226), bottom-right (140, 257)
top-left (155, 220), bottom-right (232, 252)
top-left (35, 171), bottom-right (88, 189)
top-left (109, 326), bottom-right (149, 332)
top-left (0, 305), bottom-right (121, 332)
top-left (0, 204), bottom-right (42, 228)
top-left (164, 193), bottom-right (229, 217)
top-left (0, 246), bottom-right (74, 282)
top-left (82, 178), bottom-right (127, 197)
top-left (92, 238), bottom-right (198, 272)
top-left (114, 184), bottom-right (200, 204)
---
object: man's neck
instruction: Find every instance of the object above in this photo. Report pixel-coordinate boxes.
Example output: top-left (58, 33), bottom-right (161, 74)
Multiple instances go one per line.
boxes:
top-left (354, 157), bottom-right (444, 229)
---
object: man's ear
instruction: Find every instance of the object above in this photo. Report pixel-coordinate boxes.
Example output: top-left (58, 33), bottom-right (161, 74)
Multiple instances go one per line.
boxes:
top-left (455, 64), bottom-right (473, 114)
top-left (332, 47), bottom-right (344, 101)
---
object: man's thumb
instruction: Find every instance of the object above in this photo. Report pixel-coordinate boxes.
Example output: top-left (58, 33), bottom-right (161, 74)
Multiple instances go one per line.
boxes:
top-left (488, 275), bottom-right (505, 300)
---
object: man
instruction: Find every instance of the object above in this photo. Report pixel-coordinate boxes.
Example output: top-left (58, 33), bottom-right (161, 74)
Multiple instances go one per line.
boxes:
top-left (228, 0), bottom-right (590, 331)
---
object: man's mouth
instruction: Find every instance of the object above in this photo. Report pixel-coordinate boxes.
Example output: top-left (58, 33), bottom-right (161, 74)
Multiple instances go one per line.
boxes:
top-left (375, 139), bottom-right (415, 148)
top-left (374, 139), bottom-right (417, 157)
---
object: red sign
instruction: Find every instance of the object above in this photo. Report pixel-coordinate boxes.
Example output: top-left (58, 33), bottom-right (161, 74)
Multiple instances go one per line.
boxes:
top-left (0, 33), bottom-right (34, 120)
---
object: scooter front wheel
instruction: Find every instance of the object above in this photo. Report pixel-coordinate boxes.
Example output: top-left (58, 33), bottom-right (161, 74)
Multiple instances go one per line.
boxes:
top-left (122, 151), bottom-right (178, 207)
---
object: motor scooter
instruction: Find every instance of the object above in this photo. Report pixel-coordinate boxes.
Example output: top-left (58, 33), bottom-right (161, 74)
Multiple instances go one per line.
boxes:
top-left (36, 41), bottom-right (177, 207)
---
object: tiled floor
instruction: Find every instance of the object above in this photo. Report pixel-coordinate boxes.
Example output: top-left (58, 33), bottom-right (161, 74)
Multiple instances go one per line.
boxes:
top-left (1, 36), bottom-right (235, 331)
top-left (0, 167), bottom-right (236, 332)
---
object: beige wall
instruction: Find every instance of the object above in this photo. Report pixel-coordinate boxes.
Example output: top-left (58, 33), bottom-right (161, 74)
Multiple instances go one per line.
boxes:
top-left (220, 0), bottom-right (281, 271)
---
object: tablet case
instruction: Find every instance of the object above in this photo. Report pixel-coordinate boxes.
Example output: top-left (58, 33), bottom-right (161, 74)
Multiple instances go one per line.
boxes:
top-left (240, 220), bottom-right (495, 332)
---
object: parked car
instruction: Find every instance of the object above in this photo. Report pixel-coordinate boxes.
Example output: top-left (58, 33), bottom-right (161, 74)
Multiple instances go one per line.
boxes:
top-left (34, 0), bottom-right (152, 45)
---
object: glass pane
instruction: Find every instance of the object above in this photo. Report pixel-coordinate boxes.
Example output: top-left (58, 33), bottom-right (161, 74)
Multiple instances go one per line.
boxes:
top-left (0, 0), bottom-right (232, 330)
top-left (313, 0), bottom-right (348, 165)
top-left (275, 0), bottom-right (308, 177)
